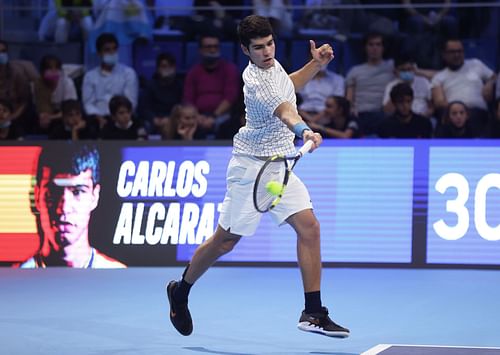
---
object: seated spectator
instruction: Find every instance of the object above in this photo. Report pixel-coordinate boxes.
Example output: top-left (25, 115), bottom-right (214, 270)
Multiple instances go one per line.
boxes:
top-left (307, 96), bottom-right (359, 139)
top-left (485, 98), bottom-right (500, 138)
top-left (183, 34), bottom-right (239, 139)
top-left (0, 40), bottom-right (35, 134)
top-left (139, 52), bottom-right (183, 134)
top-left (431, 39), bottom-right (496, 132)
top-left (378, 83), bottom-right (433, 138)
top-left (298, 61), bottom-right (345, 123)
top-left (38, 0), bottom-right (94, 43)
top-left (100, 95), bottom-right (146, 139)
top-left (401, 0), bottom-right (458, 38)
top-left (0, 99), bottom-right (24, 140)
top-left (345, 32), bottom-right (395, 136)
top-left (184, 0), bottom-right (241, 40)
top-left (48, 99), bottom-right (99, 140)
top-left (253, 0), bottom-right (293, 37)
top-left (90, 0), bottom-right (152, 47)
top-left (82, 33), bottom-right (138, 129)
top-left (160, 104), bottom-right (204, 140)
top-left (383, 54), bottom-right (433, 118)
top-left (34, 54), bottom-right (78, 132)
top-left (435, 101), bottom-right (479, 138)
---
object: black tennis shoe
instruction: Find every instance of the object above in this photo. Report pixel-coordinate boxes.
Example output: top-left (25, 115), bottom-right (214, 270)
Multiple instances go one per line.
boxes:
top-left (166, 280), bottom-right (193, 336)
top-left (297, 307), bottom-right (349, 338)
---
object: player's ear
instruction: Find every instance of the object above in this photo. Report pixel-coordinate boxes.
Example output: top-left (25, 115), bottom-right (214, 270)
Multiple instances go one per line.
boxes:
top-left (90, 183), bottom-right (101, 211)
top-left (241, 44), bottom-right (250, 56)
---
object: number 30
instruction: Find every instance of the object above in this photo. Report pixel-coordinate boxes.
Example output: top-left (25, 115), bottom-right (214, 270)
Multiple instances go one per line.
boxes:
top-left (433, 173), bottom-right (500, 241)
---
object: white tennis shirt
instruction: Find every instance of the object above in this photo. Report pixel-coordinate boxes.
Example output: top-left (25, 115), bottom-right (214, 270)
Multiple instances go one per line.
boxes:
top-left (233, 59), bottom-right (297, 157)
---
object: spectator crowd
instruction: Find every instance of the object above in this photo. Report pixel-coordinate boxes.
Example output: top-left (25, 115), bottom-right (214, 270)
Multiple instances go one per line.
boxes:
top-left (1, 0), bottom-right (499, 141)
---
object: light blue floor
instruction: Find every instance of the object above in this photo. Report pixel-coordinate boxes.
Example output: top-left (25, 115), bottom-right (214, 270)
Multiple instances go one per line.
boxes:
top-left (1, 267), bottom-right (499, 355)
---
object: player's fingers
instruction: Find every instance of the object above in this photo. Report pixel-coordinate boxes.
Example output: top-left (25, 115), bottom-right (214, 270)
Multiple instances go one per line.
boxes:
top-left (309, 40), bottom-right (316, 52)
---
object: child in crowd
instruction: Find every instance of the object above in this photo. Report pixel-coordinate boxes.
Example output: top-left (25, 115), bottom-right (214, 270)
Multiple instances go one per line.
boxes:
top-left (378, 82), bottom-right (433, 138)
top-left (435, 101), bottom-right (479, 138)
top-left (0, 99), bottom-right (24, 140)
top-left (100, 95), bottom-right (147, 140)
top-left (307, 96), bottom-right (359, 138)
top-left (160, 104), bottom-right (202, 141)
top-left (48, 99), bottom-right (98, 140)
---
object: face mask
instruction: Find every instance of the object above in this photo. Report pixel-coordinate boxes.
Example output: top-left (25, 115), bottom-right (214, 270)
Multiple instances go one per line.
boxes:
top-left (399, 71), bottom-right (414, 82)
top-left (102, 53), bottom-right (118, 66)
top-left (201, 52), bottom-right (220, 66)
top-left (0, 53), bottom-right (8, 65)
top-left (320, 64), bottom-right (328, 72)
top-left (159, 68), bottom-right (175, 78)
top-left (43, 70), bottom-right (60, 86)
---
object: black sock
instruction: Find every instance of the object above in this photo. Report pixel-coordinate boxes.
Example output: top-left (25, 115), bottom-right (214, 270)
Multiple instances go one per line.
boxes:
top-left (304, 291), bottom-right (322, 313)
top-left (173, 265), bottom-right (192, 303)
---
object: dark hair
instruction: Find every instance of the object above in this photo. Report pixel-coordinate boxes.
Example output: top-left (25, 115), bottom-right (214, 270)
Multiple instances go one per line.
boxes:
top-left (237, 15), bottom-right (274, 48)
top-left (96, 33), bottom-right (118, 52)
top-left (394, 53), bottom-right (414, 68)
top-left (156, 52), bottom-right (176, 68)
top-left (109, 95), bottom-right (132, 116)
top-left (442, 38), bottom-right (463, 52)
top-left (36, 143), bottom-right (100, 185)
top-left (197, 33), bottom-right (220, 47)
top-left (0, 40), bottom-right (8, 51)
top-left (0, 98), bottom-right (13, 112)
top-left (61, 99), bottom-right (82, 116)
top-left (329, 96), bottom-right (350, 118)
top-left (39, 54), bottom-right (62, 73)
top-left (390, 82), bottom-right (414, 102)
top-left (443, 100), bottom-right (469, 124)
top-left (363, 32), bottom-right (384, 47)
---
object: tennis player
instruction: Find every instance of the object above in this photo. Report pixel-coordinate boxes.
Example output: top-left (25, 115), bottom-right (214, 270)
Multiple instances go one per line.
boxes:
top-left (167, 15), bottom-right (349, 338)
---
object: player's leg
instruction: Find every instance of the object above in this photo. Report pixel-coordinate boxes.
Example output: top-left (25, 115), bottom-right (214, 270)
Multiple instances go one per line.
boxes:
top-left (167, 225), bottom-right (241, 336)
top-left (287, 209), bottom-right (350, 338)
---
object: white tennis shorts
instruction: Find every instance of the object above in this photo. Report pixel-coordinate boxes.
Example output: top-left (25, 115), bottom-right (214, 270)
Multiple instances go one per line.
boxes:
top-left (218, 154), bottom-right (313, 236)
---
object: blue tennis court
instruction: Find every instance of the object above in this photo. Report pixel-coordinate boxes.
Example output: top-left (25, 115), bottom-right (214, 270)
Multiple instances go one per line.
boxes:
top-left (1, 267), bottom-right (499, 354)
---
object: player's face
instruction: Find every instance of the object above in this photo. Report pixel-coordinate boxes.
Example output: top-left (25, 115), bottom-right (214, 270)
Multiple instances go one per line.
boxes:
top-left (448, 103), bottom-right (467, 128)
top-left (36, 168), bottom-right (100, 249)
top-left (394, 96), bottom-right (413, 118)
top-left (242, 35), bottom-right (275, 69)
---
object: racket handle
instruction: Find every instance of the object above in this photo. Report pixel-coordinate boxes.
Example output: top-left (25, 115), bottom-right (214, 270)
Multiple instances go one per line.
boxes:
top-left (297, 140), bottom-right (314, 157)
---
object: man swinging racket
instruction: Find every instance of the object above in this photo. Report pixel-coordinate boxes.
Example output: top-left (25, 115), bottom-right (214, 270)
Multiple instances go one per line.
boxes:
top-left (167, 15), bottom-right (349, 338)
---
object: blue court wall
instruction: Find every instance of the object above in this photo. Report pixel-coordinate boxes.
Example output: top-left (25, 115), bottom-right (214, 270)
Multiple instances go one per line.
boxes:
top-left (0, 140), bottom-right (499, 268)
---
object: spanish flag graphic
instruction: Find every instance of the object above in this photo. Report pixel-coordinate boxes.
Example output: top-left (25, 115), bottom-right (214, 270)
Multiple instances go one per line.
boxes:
top-left (0, 146), bottom-right (41, 262)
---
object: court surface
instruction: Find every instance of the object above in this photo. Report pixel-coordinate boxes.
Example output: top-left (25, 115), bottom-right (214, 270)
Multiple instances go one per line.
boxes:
top-left (1, 267), bottom-right (499, 355)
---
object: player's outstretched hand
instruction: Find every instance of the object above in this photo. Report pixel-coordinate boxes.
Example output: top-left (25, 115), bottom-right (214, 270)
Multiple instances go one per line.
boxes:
top-left (303, 130), bottom-right (322, 152)
top-left (310, 40), bottom-right (334, 66)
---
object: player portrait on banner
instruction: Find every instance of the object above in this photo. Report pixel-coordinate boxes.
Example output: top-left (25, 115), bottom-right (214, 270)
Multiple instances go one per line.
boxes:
top-left (17, 143), bottom-right (126, 268)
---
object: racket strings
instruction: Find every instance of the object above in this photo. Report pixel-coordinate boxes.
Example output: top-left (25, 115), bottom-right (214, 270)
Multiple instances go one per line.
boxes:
top-left (255, 161), bottom-right (285, 211)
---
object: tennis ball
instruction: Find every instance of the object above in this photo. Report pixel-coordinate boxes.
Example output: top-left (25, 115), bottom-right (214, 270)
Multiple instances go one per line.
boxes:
top-left (266, 181), bottom-right (283, 196)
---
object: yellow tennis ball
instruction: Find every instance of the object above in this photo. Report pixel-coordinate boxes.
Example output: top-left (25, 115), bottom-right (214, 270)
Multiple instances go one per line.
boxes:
top-left (266, 181), bottom-right (283, 196)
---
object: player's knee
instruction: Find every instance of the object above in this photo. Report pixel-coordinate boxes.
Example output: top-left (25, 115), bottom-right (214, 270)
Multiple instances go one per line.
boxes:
top-left (298, 218), bottom-right (320, 241)
top-left (218, 238), bottom-right (238, 255)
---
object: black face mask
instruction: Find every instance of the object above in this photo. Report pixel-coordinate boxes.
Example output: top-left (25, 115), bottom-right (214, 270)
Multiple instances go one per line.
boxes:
top-left (201, 53), bottom-right (220, 67)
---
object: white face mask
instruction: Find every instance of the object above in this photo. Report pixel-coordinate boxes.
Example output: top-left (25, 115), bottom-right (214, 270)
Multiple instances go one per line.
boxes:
top-left (159, 68), bottom-right (175, 78)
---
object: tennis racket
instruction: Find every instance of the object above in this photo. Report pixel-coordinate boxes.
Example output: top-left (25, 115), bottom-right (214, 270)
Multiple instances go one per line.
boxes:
top-left (253, 140), bottom-right (314, 213)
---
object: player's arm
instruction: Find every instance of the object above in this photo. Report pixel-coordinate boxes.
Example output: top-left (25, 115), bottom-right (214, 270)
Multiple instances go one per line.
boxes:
top-left (274, 101), bottom-right (322, 151)
top-left (289, 40), bottom-right (334, 92)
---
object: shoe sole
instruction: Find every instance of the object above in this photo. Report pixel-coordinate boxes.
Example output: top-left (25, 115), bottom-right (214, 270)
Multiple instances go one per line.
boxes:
top-left (297, 322), bottom-right (350, 338)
